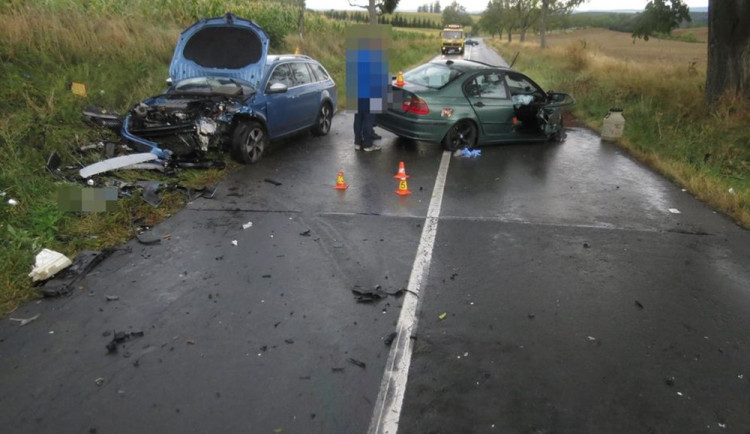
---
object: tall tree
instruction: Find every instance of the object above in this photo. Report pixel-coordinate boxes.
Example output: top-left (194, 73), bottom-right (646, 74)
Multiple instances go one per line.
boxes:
top-left (631, 0), bottom-right (691, 41)
top-left (442, 1), bottom-right (474, 26)
top-left (349, 0), bottom-right (400, 24)
top-left (511, 0), bottom-right (541, 42)
top-left (479, 0), bottom-right (505, 38)
top-left (706, 0), bottom-right (750, 104)
top-left (539, 0), bottom-right (585, 48)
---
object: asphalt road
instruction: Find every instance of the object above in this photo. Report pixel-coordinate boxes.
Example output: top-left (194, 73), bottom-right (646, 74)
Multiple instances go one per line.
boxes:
top-left (1, 40), bottom-right (749, 434)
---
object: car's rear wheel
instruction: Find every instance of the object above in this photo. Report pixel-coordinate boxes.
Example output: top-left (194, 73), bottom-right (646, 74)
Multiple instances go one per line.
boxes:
top-left (311, 102), bottom-right (332, 136)
top-left (442, 120), bottom-right (477, 151)
top-left (232, 120), bottom-right (267, 164)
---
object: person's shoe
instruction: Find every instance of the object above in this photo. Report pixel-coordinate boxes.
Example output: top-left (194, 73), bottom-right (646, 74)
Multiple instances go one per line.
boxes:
top-left (372, 132), bottom-right (382, 140)
top-left (354, 144), bottom-right (362, 151)
top-left (363, 144), bottom-right (382, 152)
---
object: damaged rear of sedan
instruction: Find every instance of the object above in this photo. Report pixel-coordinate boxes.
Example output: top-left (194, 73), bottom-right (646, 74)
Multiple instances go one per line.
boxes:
top-left (122, 13), bottom-right (336, 164)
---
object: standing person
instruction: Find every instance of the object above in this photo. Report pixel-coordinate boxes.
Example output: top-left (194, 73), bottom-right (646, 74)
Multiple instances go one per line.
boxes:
top-left (346, 24), bottom-right (391, 152)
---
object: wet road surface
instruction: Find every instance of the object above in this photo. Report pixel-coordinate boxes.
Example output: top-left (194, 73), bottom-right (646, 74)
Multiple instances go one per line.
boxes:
top-left (1, 39), bottom-right (749, 434)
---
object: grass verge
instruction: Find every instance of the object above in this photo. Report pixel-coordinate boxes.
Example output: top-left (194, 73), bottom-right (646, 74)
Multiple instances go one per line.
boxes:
top-left (0, 3), bottom-right (438, 314)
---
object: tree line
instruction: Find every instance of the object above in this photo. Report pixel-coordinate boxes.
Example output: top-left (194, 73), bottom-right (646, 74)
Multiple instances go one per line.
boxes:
top-left (322, 10), bottom-right (442, 29)
top-left (416, 1), bottom-right (442, 13)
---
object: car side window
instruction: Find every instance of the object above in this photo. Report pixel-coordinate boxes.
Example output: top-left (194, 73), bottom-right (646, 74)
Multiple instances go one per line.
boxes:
top-left (505, 73), bottom-right (540, 96)
top-left (464, 73), bottom-right (507, 99)
top-left (268, 64), bottom-right (293, 89)
top-left (289, 62), bottom-right (312, 86)
top-left (310, 63), bottom-right (331, 82)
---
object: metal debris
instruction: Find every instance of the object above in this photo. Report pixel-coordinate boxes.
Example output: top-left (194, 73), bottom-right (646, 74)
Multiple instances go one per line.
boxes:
top-left (9, 313), bottom-right (40, 326)
top-left (39, 249), bottom-right (118, 297)
top-left (384, 332), bottom-right (397, 346)
top-left (348, 358), bottom-right (366, 369)
top-left (351, 285), bottom-right (389, 303)
top-left (105, 330), bottom-right (144, 354)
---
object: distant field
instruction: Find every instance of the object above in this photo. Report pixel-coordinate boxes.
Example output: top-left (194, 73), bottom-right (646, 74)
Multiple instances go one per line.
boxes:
top-left (516, 27), bottom-right (707, 69)
top-left (672, 26), bottom-right (708, 42)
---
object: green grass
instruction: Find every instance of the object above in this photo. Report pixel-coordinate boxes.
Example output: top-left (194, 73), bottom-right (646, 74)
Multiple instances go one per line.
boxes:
top-left (487, 33), bottom-right (749, 230)
top-left (0, 1), bottom-right (438, 314)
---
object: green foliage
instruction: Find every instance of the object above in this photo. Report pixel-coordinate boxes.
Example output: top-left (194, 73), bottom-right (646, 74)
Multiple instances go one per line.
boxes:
top-left (323, 9), bottom-right (443, 29)
top-left (632, 0), bottom-right (691, 41)
top-left (478, 0), bottom-right (505, 37)
top-left (442, 0), bottom-right (474, 26)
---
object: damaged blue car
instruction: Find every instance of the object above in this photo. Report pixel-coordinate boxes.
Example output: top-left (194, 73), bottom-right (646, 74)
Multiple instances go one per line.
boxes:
top-left (122, 13), bottom-right (337, 164)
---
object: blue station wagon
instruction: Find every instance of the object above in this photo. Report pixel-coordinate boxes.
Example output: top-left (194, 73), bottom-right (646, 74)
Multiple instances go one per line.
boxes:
top-left (122, 13), bottom-right (337, 164)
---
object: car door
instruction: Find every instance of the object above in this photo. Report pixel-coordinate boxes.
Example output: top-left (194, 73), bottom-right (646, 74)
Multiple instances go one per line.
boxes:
top-left (286, 61), bottom-right (319, 128)
top-left (264, 63), bottom-right (301, 136)
top-left (464, 71), bottom-right (515, 141)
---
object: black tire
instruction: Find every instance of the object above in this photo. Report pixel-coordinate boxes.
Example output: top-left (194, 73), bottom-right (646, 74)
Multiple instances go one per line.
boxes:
top-left (311, 102), bottom-right (333, 136)
top-left (442, 120), bottom-right (478, 151)
top-left (232, 120), bottom-right (267, 164)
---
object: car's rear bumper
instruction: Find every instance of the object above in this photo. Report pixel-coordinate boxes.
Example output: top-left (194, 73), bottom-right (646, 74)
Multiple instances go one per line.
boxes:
top-left (376, 111), bottom-right (449, 143)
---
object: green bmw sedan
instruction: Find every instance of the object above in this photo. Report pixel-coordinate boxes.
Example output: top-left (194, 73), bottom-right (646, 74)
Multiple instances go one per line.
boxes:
top-left (377, 59), bottom-right (575, 151)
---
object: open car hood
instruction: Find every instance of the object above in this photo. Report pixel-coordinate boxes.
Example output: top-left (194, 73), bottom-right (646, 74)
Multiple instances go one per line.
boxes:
top-left (168, 13), bottom-right (269, 88)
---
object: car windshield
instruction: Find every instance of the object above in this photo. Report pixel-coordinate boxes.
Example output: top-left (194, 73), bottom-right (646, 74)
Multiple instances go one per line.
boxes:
top-left (172, 77), bottom-right (255, 97)
top-left (443, 31), bottom-right (462, 39)
top-left (403, 63), bottom-right (463, 89)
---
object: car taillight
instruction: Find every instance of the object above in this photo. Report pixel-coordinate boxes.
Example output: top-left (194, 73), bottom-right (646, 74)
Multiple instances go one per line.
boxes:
top-left (402, 96), bottom-right (429, 115)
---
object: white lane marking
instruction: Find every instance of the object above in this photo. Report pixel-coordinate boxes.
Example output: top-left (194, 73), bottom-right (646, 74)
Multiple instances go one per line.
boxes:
top-left (367, 150), bottom-right (452, 434)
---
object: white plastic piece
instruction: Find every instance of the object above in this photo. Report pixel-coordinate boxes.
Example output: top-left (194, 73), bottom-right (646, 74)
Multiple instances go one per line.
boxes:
top-left (668, 208), bottom-right (681, 214)
top-left (242, 221), bottom-right (253, 230)
top-left (79, 153), bottom-right (158, 178)
top-left (28, 248), bottom-right (72, 281)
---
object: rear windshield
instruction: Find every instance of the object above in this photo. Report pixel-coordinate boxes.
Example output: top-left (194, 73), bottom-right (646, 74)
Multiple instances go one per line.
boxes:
top-left (403, 63), bottom-right (463, 89)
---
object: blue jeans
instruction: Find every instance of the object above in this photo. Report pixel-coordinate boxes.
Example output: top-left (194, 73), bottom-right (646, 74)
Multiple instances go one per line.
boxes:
top-left (353, 112), bottom-right (374, 148)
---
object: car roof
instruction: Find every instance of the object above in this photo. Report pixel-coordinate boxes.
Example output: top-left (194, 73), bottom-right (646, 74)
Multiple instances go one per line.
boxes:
top-left (432, 59), bottom-right (512, 73)
top-left (266, 54), bottom-right (317, 64)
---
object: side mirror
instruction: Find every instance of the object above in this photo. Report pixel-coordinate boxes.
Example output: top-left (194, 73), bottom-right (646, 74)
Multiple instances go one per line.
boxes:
top-left (166, 77), bottom-right (173, 87)
top-left (266, 82), bottom-right (288, 94)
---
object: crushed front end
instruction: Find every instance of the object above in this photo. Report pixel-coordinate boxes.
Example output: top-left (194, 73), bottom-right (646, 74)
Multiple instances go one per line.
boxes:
top-left (121, 79), bottom-right (255, 161)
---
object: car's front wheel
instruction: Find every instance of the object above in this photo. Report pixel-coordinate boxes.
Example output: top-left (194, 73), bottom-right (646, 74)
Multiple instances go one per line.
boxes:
top-left (311, 102), bottom-right (333, 136)
top-left (442, 120), bottom-right (477, 151)
top-left (232, 120), bottom-right (267, 164)
top-left (546, 117), bottom-right (566, 143)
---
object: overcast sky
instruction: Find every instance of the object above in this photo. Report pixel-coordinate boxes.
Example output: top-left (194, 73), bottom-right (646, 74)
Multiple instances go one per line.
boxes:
top-left (305, 0), bottom-right (709, 13)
